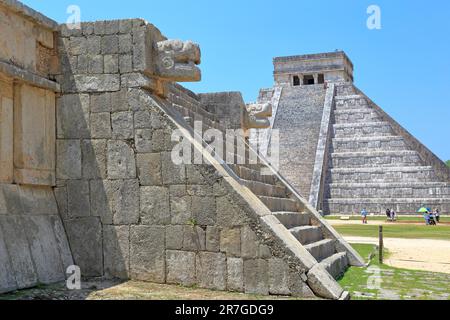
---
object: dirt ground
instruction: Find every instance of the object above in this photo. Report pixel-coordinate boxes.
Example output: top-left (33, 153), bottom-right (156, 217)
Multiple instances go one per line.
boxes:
top-left (328, 219), bottom-right (450, 274)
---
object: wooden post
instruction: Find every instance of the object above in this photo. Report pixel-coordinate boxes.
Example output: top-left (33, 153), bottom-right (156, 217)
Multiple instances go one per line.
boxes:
top-left (379, 225), bottom-right (383, 264)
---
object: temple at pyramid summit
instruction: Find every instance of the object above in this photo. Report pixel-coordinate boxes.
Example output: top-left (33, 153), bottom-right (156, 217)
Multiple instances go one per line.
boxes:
top-left (250, 51), bottom-right (450, 215)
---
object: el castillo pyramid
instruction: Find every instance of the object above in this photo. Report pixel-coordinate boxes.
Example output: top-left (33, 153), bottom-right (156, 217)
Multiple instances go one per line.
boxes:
top-left (250, 51), bottom-right (450, 215)
top-left (0, 0), bottom-right (447, 300)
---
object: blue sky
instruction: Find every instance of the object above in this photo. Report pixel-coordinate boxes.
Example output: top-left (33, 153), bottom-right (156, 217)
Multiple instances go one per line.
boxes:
top-left (23, 0), bottom-right (450, 161)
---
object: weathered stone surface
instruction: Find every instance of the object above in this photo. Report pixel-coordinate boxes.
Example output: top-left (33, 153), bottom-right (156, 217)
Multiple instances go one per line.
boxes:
top-left (130, 225), bottom-right (165, 283)
top-left (140, 186), bottom-right (170, 225)
top-left (166, 250), bottom-right (196, 286)
top-left (244, 259), bottom-right (269, 295)
top-left (90, 113), bottom-right (111, 139)
top-left (104, 54), bottom-right (119, 73)
top-left (17, 185), bottom-right (58, 215)
top-left (64, 217), bottom-right (103, 277)
top-left (107, 141), bottom-right (136, 179)
top-left (72, 74), bottom-right (120, 92)
top-left (165, 225), bottom-right (183, 250)
top-left (268, 258), bottom-right (290, 295)
top-left (191, 196), bottom-right (216, 226)
top-left (161, 152), bottom-right (186, 185)
top-left (226, 257), bottom-right (244, 292)
top-left (0, 225), bottom-right (16, 293)
top-left (112, 111), bottom-right (134, 139)
top-left (182, 225), bottom-right (206, 251)
top-left (103, 225), bottom-right (130, 279)
top-left (137, 153), bottom-right (162, 185)
top-left (307, 264), bottom-right (343, 300)
top-left (170, 185), bottom-right (192, 224)
top-left (196, 252), bottom-right (226, 290)
top-left (90, 180), bottom-right (113, 224)
top-left (135, 129), bottom-right (153, 153)
top-left (206, 226), bottom-right (220, 252)
top-left (49, 215), bottom-right (74, 271)
top-left (216, 196), bottom-right (246, 227)
top-left (82, 139), bottom-right (107, 179)
top-left (56, 139), bottom-right (81, 179)
top-left (220, 228), bottom-right (241, 257)
top-left (241, 226), bottom-right (259, 259)
top-left (57, 94), bottom-right (90, 138)
top-left (67, 180), bottom-right (90, 218)
top-left (108, 179), bottom-right (140, 225)
top-left (90, 93), bottom-right (111, 113)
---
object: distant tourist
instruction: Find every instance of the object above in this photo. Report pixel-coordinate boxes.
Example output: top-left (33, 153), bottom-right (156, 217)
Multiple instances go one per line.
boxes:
top-left (386, 208), bottom-right (392, 221)
top-left (390, 209), bottom-right (396, 222)
top-left (435, 209), bottom-right (440, 223)
top-left (361, 208), bottom-right (368, 224)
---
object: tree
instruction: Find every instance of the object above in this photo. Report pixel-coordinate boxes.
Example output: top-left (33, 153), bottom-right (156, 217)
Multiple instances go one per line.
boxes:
top-left (447, 160), bottom-right (450, 168)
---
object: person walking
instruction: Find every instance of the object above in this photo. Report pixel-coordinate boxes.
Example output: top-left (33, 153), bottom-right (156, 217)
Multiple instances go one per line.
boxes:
top-left (435, 209), bottom-right (440, 223)
top-left (361, 208), bottom-right (368, 224)
top-left (386, 208), bottom-right (391, 222)
top-left (390, 209), bottom-right (396, 222)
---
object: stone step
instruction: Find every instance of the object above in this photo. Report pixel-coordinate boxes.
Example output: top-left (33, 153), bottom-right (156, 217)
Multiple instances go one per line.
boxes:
top-left (324, 198), bottom-right (450, 215)
top-left (320, 252), bottom-right (349, 279)
top-left (272, 212), bottom-right (311, 229)
top-left (258, 196), bottom-right (300, 213)
top-left (333, 122), bottom-right (393, 137)
top-left (331, 150), bottom-right (422, 168)
top-left (328, 182), bottom-right (450, 198)
top-left (334, 96), bottom-right (368, 109)
top-left (304, 239), bottom-right (336, 262)
top-left (241, 179), bottom-right (287, 198)
top-left (289, 226), bottom-right (323, 245)
top-left (332, 136), bottom-right (407, 152)
top-left (229, 165), bottom-right (278, 185)
top-left (334, 109), bottom-right (382, 123)
top-left (335, 84), bottom-right (357, 96)
top-left (329, 166), bottom-right (437, 183)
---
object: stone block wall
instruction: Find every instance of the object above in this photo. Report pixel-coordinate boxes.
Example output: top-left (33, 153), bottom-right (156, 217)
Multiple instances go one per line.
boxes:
top-left (54, 19), bottom-right (320, 297)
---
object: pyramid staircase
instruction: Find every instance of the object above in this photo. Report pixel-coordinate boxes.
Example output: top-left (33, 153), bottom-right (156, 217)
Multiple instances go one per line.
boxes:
top-left (323, 84), bottom-right (450, 214)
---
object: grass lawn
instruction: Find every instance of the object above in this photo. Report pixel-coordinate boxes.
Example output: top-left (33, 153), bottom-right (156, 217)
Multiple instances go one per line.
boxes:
top-left (333, 224), bottom-right (450, 240)
top-left (339, 244), bottom-right (450, 300)
top-left (326, 215), bottom-right (450, 223)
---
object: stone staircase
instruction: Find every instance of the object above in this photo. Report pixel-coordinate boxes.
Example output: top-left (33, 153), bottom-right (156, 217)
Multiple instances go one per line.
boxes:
top-left (230, 163), bottom-right (350, 279)
top-left (324, 84), bottom-right (450, 214)
top-left (164, 84), bottom-right (358, 283)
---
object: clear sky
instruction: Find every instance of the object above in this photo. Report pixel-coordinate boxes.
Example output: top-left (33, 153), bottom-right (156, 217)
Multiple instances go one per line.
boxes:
top-left (22, 0), bottom-right (450, 161)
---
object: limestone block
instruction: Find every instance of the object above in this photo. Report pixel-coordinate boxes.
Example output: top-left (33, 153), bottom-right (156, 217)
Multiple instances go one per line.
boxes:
top-left (88, 55), bottom-right (104, 74)
top-left (103, 225), bottom-right (130, 279)
top-left (140, 186), bottom-right (170, 225)
top-left (107, 179), bottom-right (140, 225)
top-left (104, 54), bottom-right (119, 73)
top-left (206, 226), bottom-right (220, 252)
top-left (82, 139), bottom-right (107, 179)
top-left (102, 35), bottom-right (119, 54)
top-left (307, 264), bottom-right (344, 300)
top-left (169, 186), bottom-right (192, 224)
top-left (90, 113), bottom-right (112, 139)
top-left (64, 217), bottom-right (103, 277)
top-left (67, 180), bottom-right (90, 218)
top-left (0, 95), bottom-right (13, 183)
top-left (89, 180), bottom-right (113, 223)
top-left (90, 92), bottom-right (111, 113)
top-left (134, 110), bottom-right (152, 129)
top-left (161, 152), bottom-right (186, 185)
top-left (165, 225), bottom-right (184, 250)
top-left (73, 74), bottom-right (120, 93)
top-left (220, 228), bottom-right (241, 257)
top-left (226, 257), bottom-right (244, 292)
top-left (107, 140), bottom-right (136, 179)
top-left (241, 226), bottom-right (259, 259)
top-left (49, 215), bottom-right (74, 271)
top-left (57, 139), bottom-right (82, 179)
top-left (21, 216), bottom-right (65, 284)
top-left (104, 21), bottom-right (120, 35)
top-left (119, 34), bottom-right (133, 53)
top-left (268, 258), bottom-right (290, 295)
top-left (182, 225), bottom-right (206, 251)
top-left (111, 89), bottom-right (129, 112)
top-left (196, 252), bottom-right (226, 290)
top-left (0, 184), bottom-right (24, 215)
top-left (130, 225), bottom-right (165, 283)
top-left (13, 84), bottom-right (56, 186)
top-left (191, 196), bottom-right (216, 226)
top-left (119, 20), bottom-right (133, 34)
top-left (244, 259), bottom-right (269, 295)
top-left (111, 111), bottom-right (134, 139)
top-left (119, 54), bottom-right (133, 73)
top-left (135, 129), bottom-right (153, 153)
top-left (17, 185), bottom-right (58, 215)
top-left (0, 221), bottom-right (17, 293)
top-left (216, 197), bottom-right (246, 227)
top-left (0, 215), bottom-right (38, 288)
top-left (137, 153), bottom-right (162, 185)
top-left (86, 36), bottom-right (101, 55)
top-left (152, 129), bottom-right (173, 152)
top-left (57, 94), bottom-right (90, 139)
top-left (166, 250), bottom-right (196, 286)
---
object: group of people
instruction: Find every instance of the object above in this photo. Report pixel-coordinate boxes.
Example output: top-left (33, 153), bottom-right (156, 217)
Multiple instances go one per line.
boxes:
top-left (360, 207), bottom-right (441, 225)
top-left (423, 208), bottom-right (441, 225)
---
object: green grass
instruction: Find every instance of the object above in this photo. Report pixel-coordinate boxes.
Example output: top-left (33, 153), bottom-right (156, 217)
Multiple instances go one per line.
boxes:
top-left (325, 215), bottom-right (450, 223)
top-left (333, 224), bottom-right (450, 240)
top-left (339, 244), bottom-right (450, 300)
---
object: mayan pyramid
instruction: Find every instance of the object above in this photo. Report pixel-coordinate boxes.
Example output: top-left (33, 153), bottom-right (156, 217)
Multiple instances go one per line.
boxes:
top-left (251, 51), bottom-right (450, 215)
